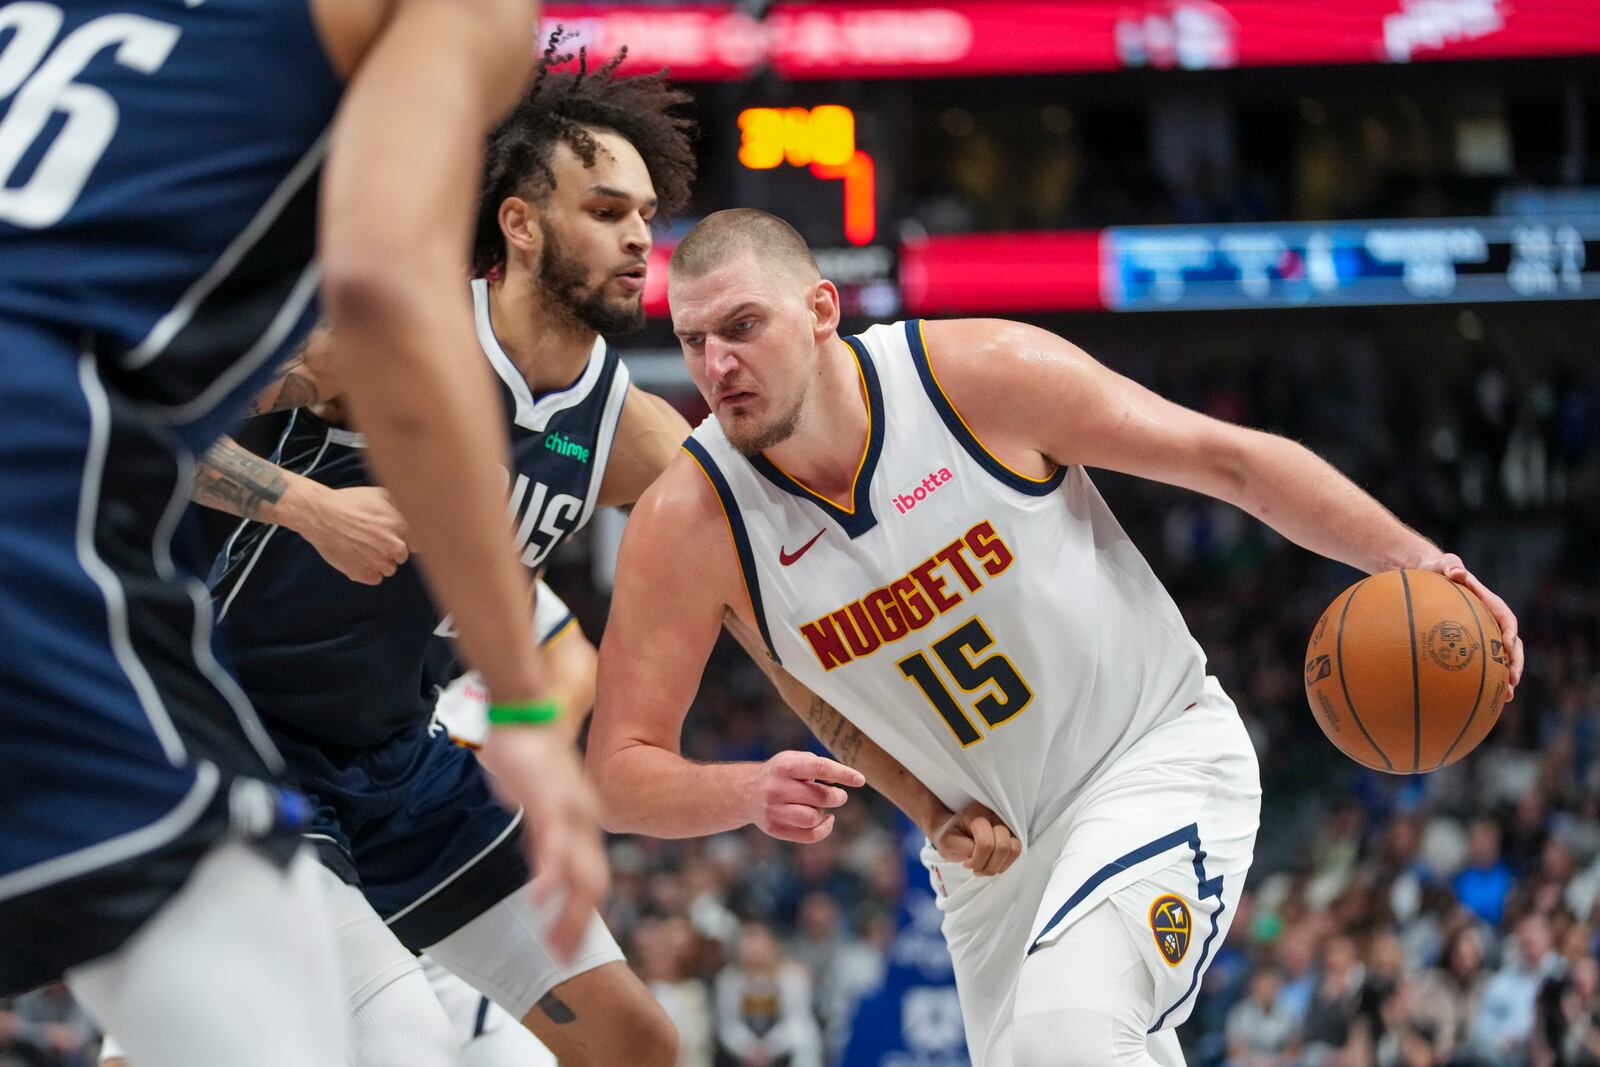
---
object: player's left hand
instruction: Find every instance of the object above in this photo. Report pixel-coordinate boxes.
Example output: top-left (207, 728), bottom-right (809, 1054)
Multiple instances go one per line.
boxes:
top-left (931, 801), bottom-right (1022, 876)
top-left (479, 726), bottom-right (610, 962)
top-left (1419, 553), bottom-right (1525, 700)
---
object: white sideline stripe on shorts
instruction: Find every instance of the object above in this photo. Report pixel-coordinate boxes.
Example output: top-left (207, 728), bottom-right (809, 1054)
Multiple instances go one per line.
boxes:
top-left (74, 354), bottom-right (186, 764)
top-left (124, 131), bottom-right (329, 370)
top-left (383, 809), bottom-right (524, 927)
top-left (153, 263), bottom-right (323, 426)
top-left (0, 762), bottom-right (218, 902)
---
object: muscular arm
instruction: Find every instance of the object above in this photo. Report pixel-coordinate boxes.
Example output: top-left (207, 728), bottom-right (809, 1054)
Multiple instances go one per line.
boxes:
top-left (601, 394), bottom-right (954, 838)
top-left (589, 458), bottom-right (862, 840)
top-left (193, 436), bottom-right (295, 520)
top-left (923, 317), bottom-right (1523, 687)
top-left (192, 437), bottom-right (410, 586)
top-left (720, 612), bottom-right (947, 838)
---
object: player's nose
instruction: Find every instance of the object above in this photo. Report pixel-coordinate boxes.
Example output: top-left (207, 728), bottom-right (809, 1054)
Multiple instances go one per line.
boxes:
top-left (622, 212), bottom-right (651, 256)
top-left (705, 337), bottom-right (741, 376)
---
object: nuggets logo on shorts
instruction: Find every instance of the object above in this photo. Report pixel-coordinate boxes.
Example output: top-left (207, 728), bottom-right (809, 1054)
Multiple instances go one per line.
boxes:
top-left (1148, 894), bottom-right (1192, 966)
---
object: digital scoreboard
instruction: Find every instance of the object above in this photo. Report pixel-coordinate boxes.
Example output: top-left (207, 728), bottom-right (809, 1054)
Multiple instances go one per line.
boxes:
top-left (1104, 217), bottom-right (1599, 311)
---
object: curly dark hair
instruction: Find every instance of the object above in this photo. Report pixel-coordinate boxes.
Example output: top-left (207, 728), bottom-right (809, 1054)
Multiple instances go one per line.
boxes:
top-left (471, 32), bottom-right (698, 277)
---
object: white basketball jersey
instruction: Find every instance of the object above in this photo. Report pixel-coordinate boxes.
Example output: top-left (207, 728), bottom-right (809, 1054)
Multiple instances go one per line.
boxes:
top-left (685, 320), bottom-right (1209, 839)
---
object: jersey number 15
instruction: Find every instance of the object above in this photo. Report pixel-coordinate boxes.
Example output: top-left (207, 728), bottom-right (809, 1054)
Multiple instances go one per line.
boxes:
top-left (897, 617), bottom-right (1033, 747)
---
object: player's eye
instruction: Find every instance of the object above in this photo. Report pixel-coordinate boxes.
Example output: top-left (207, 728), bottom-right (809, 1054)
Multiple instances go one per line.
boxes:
top-left (591, 208), bottom-right (616, 220)
top-left (682, 335), bottom-right (703, 348)
top-left (733, 319), bottom-right (755, 333)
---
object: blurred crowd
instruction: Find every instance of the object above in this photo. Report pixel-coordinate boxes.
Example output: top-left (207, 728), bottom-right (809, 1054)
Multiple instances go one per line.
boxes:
top-left (5, 321), bottom-right (1596, 1066)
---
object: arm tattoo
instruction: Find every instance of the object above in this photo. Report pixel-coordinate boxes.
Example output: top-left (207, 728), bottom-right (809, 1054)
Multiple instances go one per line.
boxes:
top-left (193, 438), bottom-right (289, 520)
top-left (804, 694), bottom-right (865, 766)
top-left (536, 992), bottom-right (576, 1025)
top-left (241, 356), bottom-right (320, 417)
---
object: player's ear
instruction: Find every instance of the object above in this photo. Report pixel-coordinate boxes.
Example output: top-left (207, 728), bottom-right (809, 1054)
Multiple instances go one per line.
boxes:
top-left (498, 195), bottom-right (543, 262)
top-left (809, 279), bottom-right (841, 342)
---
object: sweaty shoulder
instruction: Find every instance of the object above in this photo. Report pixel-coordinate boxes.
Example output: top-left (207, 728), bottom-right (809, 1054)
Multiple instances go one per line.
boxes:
top-left (599, 387), bottom-right (692, 509)
top-left (916, 318), bottom-right (1088, 480)
top-left (624, 449), bottom-right (754, 626)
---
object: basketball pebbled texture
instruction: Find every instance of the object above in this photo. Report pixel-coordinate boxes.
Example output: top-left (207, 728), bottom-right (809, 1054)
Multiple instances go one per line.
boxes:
top-left (1304, 569), bottom-right (1510, 774)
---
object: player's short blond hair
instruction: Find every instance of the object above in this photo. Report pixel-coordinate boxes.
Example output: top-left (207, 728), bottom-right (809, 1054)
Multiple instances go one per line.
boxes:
top-left (668, 209), bottom-right (821, 287)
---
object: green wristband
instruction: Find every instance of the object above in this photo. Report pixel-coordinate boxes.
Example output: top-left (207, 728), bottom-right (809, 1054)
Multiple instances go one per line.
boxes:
top-left (486, 699), bottom-right (563, 727)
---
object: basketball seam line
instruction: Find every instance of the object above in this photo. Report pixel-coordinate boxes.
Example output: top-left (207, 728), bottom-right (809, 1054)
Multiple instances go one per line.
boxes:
top-left (1400, 570), bottom-right (1422, 773)
top-left (1336, 578), bottom-right (1391, 770)
top-left (1437, 581), bottom-right (1489, 770)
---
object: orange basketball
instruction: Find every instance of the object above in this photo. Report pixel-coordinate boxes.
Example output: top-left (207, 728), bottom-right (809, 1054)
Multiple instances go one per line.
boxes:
top-left (1304, 569), bottom-right (1510, 774)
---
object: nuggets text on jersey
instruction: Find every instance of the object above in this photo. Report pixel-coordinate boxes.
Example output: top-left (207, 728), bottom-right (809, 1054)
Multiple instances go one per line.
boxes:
top-left (799, 519), bottom-right (1014, 670)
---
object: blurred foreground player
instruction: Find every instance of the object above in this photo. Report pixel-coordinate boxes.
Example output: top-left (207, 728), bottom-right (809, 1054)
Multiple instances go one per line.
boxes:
top-left (100, 584), bottom-right (586, 1067)
top-left (174, 51), bottom-right (1015, 1062)
top-left (588, 210), bottom-right (1526, 1067)
top-left (178, 50), bottom-right (695, 1066)
top-left (0, 1), bottom-right (616, 1065)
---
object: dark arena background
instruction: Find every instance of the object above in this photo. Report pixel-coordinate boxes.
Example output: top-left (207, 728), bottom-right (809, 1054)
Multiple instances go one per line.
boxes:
top-left (6, 3), bottom-right (1599, 1065)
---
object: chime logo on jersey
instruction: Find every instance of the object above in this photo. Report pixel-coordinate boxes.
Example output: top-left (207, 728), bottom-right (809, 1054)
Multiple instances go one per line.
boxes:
top-left (544, 431), bottom-right (591, 464)
top-left (1149, 894), bottom-right (1192, 966)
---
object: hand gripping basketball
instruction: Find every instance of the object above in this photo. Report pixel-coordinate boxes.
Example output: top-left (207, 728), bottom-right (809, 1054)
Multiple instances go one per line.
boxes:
top-left (1419, 554), bottom-right (1524, 700)
top-left (748, 751), bottom-right (866, 844)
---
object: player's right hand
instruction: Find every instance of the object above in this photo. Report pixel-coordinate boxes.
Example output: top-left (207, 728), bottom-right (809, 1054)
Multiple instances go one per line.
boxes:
top-left (302, 485), bottom-right (411, 585)
top-left (479, 726), bottom-right (609, 962)
top-left (1421, 553), bottom-right (1525, 700)
top-left (747, 750), bottom-right (865, 844)
top-left (931, 801), bottom-right (1023, 876)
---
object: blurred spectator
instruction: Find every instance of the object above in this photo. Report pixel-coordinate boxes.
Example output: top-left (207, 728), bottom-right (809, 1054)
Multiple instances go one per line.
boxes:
top-left (1301, 934), bottom-right (1366, 1062)
top-left (0, 984), bottom-right (96, 1067)
top-left (1455, 820), bottom-right (1516, 929)
top-left (1225, 968), bottom-right (1300, 1066)
top-left (639, 917), bottom-right (716, 1067)
top-left (714, 922), bottom-right (823, 1067)
top-left (1470, 913), bottom-right (1559, 1065)
top-left (1415, 925), bottom-right (1491, 1062)
top-left (817, 910), bottom-right (894, 1062)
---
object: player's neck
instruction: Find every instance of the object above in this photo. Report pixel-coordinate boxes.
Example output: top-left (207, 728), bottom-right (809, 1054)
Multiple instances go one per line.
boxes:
top-left (760, 337), bottom-right (868, 505)
top-left (486, 272), bottom-right (598, 394)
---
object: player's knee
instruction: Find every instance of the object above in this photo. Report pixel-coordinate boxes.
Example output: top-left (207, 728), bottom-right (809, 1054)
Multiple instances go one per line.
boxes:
top-left (1012, 1007), bottom-right (1143, 1067)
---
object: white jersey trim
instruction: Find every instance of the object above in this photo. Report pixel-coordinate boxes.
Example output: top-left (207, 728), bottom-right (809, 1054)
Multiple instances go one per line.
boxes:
top-left (470, 278), bottom-right (607, 432)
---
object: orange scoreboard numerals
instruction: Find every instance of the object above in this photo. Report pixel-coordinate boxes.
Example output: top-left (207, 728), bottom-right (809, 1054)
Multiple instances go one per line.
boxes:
top-left (738, 105), bottom-right (857, 169)
top-left (737, 106), bottom-right (874, 246)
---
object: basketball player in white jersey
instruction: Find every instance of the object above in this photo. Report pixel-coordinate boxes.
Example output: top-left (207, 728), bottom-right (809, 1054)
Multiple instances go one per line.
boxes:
top-left (587, 209), bottom-right (1525, 1067)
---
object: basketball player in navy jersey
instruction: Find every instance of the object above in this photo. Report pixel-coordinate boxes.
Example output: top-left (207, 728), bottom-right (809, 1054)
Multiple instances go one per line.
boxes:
top-left (103, 52), bottom-right (1022, 1067)
top-left (0, 2), bottom-right (617, 1065)
top-left (588, 210), bottom-right (1526, 1067)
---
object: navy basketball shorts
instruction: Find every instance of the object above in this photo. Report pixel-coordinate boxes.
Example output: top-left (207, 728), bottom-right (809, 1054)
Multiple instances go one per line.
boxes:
top-left (270, 719), bottom-right (529, 951)
top-left (0, 321), bottom-right (303, 994)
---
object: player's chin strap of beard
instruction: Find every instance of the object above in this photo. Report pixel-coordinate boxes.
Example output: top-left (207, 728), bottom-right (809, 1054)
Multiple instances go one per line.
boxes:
top-left (1009, 900), bottom-right (1186, 1067)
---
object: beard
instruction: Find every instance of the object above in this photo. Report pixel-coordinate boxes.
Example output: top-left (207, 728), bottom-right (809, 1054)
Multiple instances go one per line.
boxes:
top-left (721, 384), bottom-right (806, 457)
top-left (536, 219), bottom-right (646, 337)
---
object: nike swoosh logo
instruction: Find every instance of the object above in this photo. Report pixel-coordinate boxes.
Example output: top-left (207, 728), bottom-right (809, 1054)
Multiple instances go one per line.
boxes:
top-left (778, 529), bottom-right (825, 566)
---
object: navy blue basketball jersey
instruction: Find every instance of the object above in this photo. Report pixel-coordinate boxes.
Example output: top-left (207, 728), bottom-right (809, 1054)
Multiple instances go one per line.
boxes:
top-left (0, 0), bottom-right (339, 448)
top-left (212, 279), bottom-right (631, 748)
